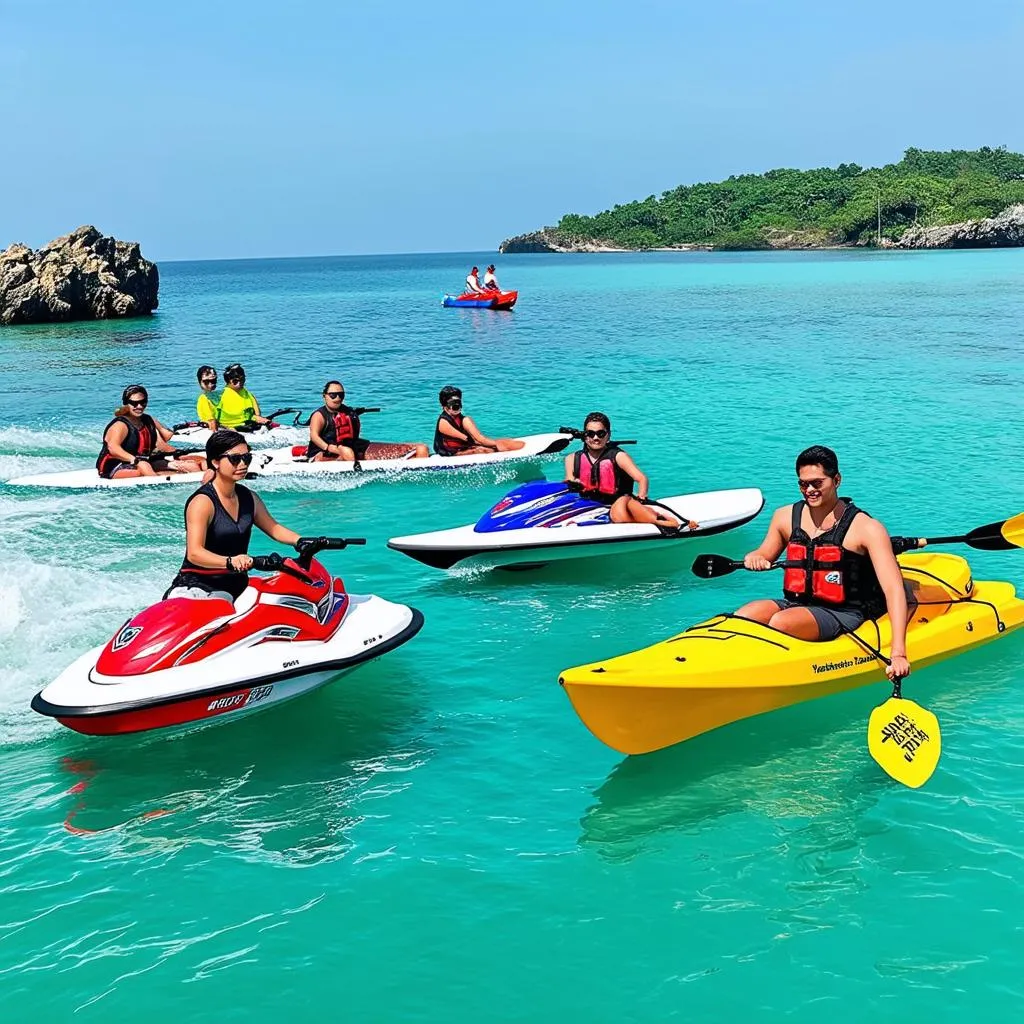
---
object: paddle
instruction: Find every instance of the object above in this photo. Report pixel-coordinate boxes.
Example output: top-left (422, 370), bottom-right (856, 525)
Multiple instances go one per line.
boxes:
top-left (691, 511), bottom-right (1023, 788)
top-left (867, 681), bottom-right (940, 788)
top-left (893, 511), bottom-right (1024, 553)
top-left (693, 511), bottom-right (1024, 580)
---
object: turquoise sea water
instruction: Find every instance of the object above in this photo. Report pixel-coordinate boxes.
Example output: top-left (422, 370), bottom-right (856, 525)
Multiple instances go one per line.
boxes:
top-left (2, 249), bottom-right (1024, 1020)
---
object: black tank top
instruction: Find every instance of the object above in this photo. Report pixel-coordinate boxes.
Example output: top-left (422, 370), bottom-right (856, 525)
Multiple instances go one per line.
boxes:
top-left (172, 483), bottom-right (255, 600)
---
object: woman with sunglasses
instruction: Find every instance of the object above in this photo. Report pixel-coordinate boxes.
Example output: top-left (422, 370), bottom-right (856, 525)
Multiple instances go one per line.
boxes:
top-left (564, 412), bottom-right (694, 531)
top-left (217, 363), bottom-right (270, 431)
top-left (433, 385), bottom-right (525, 456)
top-left (306, 381), bottom-right (429, 462)
top-left (195, 365), bottom-right (221, 431)
top-left (96, 385), bottom-right (207, 479)
top-left (735, 445), bottom-right (911, 674)
top-left (165, 429), bottom-right (301, 603)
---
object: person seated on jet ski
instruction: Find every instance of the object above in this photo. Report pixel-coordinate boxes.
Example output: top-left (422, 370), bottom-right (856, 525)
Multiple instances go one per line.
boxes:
top-left (563, 412), bottom-right (696, 531)
top-left (306, 381), bottom-right (429, 462)
top-left (96, 385), bottom-right (208, 479)
top-left (165, 429), bottom-right (302, 603)
top-left (196, 365), bottom-right (221, 431)
top-left (465, 267), bottom-right (484, 294)
top-left (433, 385), bottom-right (525, 456)
top-left (218, 363), bottom-right (270, 430)
top-left (735, 444), bottom-right (911, 681)
top-left (482, 264), bottom-right (501, 291)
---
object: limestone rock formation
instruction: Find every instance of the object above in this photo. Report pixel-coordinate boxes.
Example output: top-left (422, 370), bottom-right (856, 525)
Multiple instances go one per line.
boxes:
top-left (896, 204), bottom-right (1024, 249)
top-left (0, 225), bottom-right (159, 325)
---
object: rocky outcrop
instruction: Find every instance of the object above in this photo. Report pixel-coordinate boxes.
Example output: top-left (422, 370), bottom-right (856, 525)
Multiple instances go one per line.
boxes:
top-left (896, 204), bottom-right (1024, 249)
top-left (499, 229), bottom-right (631, 254)
top-left (500, 229), bottom-right (571, 253)
top-left (0, 225), bottom-right (159, 325)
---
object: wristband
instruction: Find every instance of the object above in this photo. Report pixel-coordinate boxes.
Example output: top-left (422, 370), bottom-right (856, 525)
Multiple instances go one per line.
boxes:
top-left (226, 556), bottom-right (234, 572)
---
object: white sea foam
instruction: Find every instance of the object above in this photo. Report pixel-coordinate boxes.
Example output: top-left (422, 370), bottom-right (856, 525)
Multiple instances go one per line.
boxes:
top-left (0, 484), bottom-right (175, 745)
top-left (0, 423), bottom-right (99, 455)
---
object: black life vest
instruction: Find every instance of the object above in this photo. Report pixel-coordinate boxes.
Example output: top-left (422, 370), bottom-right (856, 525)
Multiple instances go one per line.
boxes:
top-left (96, 414), bottom-right (157, 477)
top-left (434, 411), bottom-right (472, 455)
top-left (782, 500), bottom-right (886, 618)
top-left (306, 404), bottom-right (361, 458)
top-left (171, 483), bottom-right (255, 601)
top-left (572, 446), bottom-right (633, 503)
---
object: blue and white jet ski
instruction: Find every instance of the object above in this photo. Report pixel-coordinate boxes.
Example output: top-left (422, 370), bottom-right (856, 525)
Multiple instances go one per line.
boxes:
top-left (388, 480), bottom-right (765, 570)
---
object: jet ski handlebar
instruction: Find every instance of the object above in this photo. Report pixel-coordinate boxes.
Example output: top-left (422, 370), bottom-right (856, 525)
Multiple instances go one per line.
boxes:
top-left (557, 426), bottom-right (636, 445)
top-left (247, 537), bottom-right (367, 576)
top-left (295, 536), bottom-right (367, 568)
top-left (249, 553), bottom-right (288, 572)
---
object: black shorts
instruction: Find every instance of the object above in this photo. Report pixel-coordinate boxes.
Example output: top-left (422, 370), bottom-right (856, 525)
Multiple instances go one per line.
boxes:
top-left (771, 583), bottom-right (917, 641)
top-left (311, 438), bottom-right (369, 460)
top-left (769, 599), bottom-right (866, 640)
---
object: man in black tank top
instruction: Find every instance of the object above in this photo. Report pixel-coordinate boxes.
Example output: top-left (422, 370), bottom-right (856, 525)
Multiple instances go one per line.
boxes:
top-left (734, 445), bottom-right (912, 682)
top-left (165, 430), bottom-right (302, 603)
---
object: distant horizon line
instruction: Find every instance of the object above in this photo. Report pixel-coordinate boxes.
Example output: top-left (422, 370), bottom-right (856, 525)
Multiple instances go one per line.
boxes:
top-left (157, 247), bottom-right (503, 264)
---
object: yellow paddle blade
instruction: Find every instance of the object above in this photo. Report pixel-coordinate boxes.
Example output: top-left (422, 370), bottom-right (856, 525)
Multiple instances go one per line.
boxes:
top-left (868, 696), bottom-right (941, 788)
top-left (1002, 511), bottom-right (1024, 549)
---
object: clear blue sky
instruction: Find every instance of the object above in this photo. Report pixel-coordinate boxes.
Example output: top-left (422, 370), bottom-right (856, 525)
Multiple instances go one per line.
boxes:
top-left (2, 0), bottom-right (1021, 260)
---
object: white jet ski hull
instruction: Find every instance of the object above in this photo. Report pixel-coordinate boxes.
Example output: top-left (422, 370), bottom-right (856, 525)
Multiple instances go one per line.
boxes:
top-left (388, 488), bottom-right (765, 569)
top-left (6, 434), bottom-right (571, 489)
top-left (31, 594), bottom-right (422, 735)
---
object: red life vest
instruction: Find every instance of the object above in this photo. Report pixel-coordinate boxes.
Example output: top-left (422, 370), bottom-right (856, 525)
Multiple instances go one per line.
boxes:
top-left (306, 404), bottom-right (360, 458)
top-left (433, 412), bottom-right (472, 455)
top-left (96, 414), bottom-right (157, 477)
top-left (572, 446), bottom-right (633, 503)
top-left (782, 500), bottom-right (886, 617)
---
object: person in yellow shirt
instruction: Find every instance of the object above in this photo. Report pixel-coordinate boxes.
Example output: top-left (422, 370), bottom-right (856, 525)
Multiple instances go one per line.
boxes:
top-left (195, 365), bottom-right (220, 430)
top-left (218, 363), bottom-right (269, 430)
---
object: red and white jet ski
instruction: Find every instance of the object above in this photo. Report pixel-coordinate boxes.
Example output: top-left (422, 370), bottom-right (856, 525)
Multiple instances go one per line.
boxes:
top-left (31, 538), bottom-right (424, 736)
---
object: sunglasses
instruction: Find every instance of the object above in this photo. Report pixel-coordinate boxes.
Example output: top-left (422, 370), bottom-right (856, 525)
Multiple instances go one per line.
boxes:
top-left (201, 377), bottom-right (217, 385)
top-left (226, 376), bottom-right (245, 384)
top-left (127, 398), bottom-right (148, 408)
top-left (324, 391), bottom-right (345, 399)
top-left (446, 400), bottom-right (462, 410)
top-left (222, 452), bottom-right (254, 467)
top-left (585, 429), bottom-right (608, 439)
top-left (798, 477), bottom-right (829, 491)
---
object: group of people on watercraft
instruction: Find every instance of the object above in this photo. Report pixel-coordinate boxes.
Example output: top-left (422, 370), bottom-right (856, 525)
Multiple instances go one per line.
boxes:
top-left (195, 363), bottom-right (270, 432)
top-left (96, 373), bottom-right (913, 678)
top-left (464, 265), bottom-right (501, 294)
top-left (96, 374), bottom-right (530, 478)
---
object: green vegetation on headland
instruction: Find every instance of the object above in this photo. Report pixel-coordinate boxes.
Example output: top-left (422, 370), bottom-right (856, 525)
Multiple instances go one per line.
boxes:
top-left (500, 148), bottom-right (1024, 252)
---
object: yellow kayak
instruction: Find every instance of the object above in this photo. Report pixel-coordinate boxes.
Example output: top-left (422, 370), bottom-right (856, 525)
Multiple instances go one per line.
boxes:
top-left (558, 552), bottom-right (1024, 755)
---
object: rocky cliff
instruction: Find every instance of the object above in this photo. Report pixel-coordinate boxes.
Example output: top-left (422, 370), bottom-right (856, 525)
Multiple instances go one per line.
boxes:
top-left (0, 225), bottom-right (159, 326)
top-left (498, 229), bottom-right (630, 254)
top-left (895, 204), bottom-right (1024, 249)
